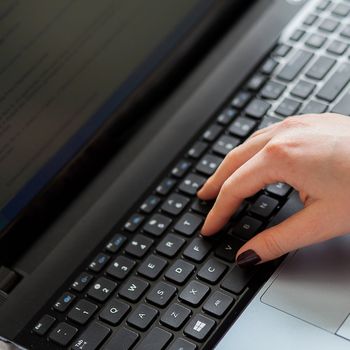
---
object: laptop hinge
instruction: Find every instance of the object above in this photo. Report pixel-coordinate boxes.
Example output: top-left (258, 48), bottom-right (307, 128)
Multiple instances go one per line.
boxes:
top-left (0, 266), bottom-right (22, 304)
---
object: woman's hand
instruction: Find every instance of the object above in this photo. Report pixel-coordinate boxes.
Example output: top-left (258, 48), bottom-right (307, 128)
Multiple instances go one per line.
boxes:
top-left (198, 113), bottom-right (350, 267)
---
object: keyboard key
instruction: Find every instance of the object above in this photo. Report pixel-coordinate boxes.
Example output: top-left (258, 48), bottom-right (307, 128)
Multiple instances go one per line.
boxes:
top-left (179, 174), bottom-right (206, 195)
top-left (146, 281), bottom-right (177, 307)
top-left (71, 272), bottom-right (93, 292)
top-left (103, 327), bottom-right (139, 350)
top-left (156, 233), bottom-right (185, 257)
top-left (332, 3), bottom-right (350, 17)
top-left (215, 236), bottom-right (243, 262)
top-left (165, 259), bottom-right (195, 284)
top-left (183, 237), bottom-right (211, 262)
top-left (87, 278), bottom-right (117, 302)
top-left (168, 338), bottom-right (197, 350)
top-left (266, 182), bottom-right (291, 197)
top-left (245, 99), bottom-right (271, 119)
top-left (184, 314), bottom-right (215, 342)
top-left (273, 44), bottom-right (291, 57)
top-left (191, 199), bottom-right (213, 215)
top-left (49, 322), bottom-right (78, 346)
top-left (124, 214), bottom-right (145, 232)
top-left (250, 195), bottom-right (279, 218)
top-left (229, 116), bottom-right (257, 137)
top-left (305, 33), bottom-right (326, 48)
top-left (99, 298), bottom-right (130, 325)
top-left (33, 315), bottom-right (56, 336)
top-left (106, 255), bottom-right (136, 280)
top-left (140, 195), bottom-right (161, 214)
top-left (260, 57), bottom-right (278, 75)
top-left (202, 124), bottom-right (223, 142)
top-left (187, 141), bottom-right (207, 159)
top-left (246, 74), bottom-right (267, 91)
top-left (197, 259), bottom-right (227, 284)
top-left (160, 303), bottom-right (191, 330)
top-left (221, 267), bottom-right (256, 295)
top-left (327, 40), bottom-right (348, 56)
top-left (290, 80), bottom-right (315, 99)
top-left (171, 160), bottom-right (192, 178)
top-left (53, 292), bottom-right (75, 312)
top-left (127, 304), bottom-right (158, 331)
top-left (303, 14), bottom-right (318, 26)
top-left (290, 29), bottom-right (305, 41)
top-left (306, 56), bottom-right (335, 80)
top-left (143, 214), bottom-right (172, 236)
top-left (319, 17), bottom-right (339, 32)
top-left (174, 213), bottom-right (203, 236)
top-left (231, 91), bottom-right (252, 109)
top-left (332, 91), bottom-right (350, 115)
top-left (275, 98), bottom-right (301, 117)
top-left (68, 300), bottom-right (97, 325)
top-left (341, 25), bottom-right (350, 39)
top-left (134, 327), bottom-right (172, 350)
top-left (233, 216), bottom-right (263, 240)
top-left (71, 321), bottom-right (110, 350)
top-left (317, 0), bottom-right (330, 11)
top-left (179, 280), bottom-right (210, 306)
top-left (119, 277), bottom-right (149, 302)
top-left (196, 154), bottom-right (222, 176)
top-left (156, 178), bottom-right (176, 196)
top-left (260, 81), bottom-right (286, 100)
top-left (161, 193), bottom-right (190, 215)
top-left (300, 100), bottom-right (327, 114)
top-left (317, 63), bottom-right (350, 102)
top-left (89, 253), bottom-right (110, 273)
top-left (105, 234), bottom-right (127, 253)
top-left (212, 135), bottom-right (240, 157)
top-left (137, 254), bottom-right (167, 280)
top-left (125, 234), bottom-right (153, 258)
top-left (203, 291), bottom-right (234, 318)
top-left (217, 108), bottom-right (237, 125)
top-left (277, 49), bottom-right (313, 81)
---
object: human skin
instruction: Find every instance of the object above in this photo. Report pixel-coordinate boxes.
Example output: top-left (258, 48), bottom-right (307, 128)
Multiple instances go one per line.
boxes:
top-left (198, 113), bottom-right (350, 267)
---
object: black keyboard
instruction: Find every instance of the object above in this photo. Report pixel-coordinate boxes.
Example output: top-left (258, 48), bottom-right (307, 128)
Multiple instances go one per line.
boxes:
top-left (17, 0), bottom-right (350, 349)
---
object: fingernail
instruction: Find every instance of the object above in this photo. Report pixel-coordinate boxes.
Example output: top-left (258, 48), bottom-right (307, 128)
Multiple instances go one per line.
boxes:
top-left (236, 249), bottom-right (261, 268)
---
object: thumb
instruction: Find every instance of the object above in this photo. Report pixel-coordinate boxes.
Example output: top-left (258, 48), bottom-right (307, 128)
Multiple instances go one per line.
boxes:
top-left (235, 200), bottom-right (337, 267)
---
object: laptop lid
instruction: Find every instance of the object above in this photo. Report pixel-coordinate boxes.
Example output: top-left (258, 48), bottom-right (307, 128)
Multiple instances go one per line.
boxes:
top-left (0, 0), bottom-right (248, 253)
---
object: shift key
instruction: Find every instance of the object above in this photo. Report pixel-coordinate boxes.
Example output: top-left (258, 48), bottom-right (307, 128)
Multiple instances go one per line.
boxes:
top-left (317, 63), bottom-right (350, 102)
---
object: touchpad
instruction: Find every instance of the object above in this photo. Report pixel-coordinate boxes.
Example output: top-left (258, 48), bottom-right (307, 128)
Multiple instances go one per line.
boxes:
top-left (261, 235), bottom-right (350, 333)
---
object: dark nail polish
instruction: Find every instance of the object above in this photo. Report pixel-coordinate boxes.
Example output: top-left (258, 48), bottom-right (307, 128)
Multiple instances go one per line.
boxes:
top-left (236, 249), bottom-right (261, 268)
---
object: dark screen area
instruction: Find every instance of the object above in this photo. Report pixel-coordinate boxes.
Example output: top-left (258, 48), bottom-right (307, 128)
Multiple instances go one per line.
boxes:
top-left (0, 0), bottom-right (212, 231)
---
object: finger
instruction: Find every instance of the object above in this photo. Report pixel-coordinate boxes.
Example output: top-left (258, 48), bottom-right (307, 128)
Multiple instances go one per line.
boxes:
top-left (235, 200), bottom-right (340, 267)
top-left (197, 131), bottom-right (273, 201)
top-left (201, 151), bottom-right (278, 235)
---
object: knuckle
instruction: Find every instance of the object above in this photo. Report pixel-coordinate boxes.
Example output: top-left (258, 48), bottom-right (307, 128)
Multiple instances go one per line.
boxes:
top-left (261, 232), bottom-right (285, 258)
top-left (226, 148), bottom-right (238, 161)
top-left (220, 179), bottom-right (232, 194)
top-left (280, 116), bottom-right (301, 128)
top-left (265, 140), bottom-right (288, 158)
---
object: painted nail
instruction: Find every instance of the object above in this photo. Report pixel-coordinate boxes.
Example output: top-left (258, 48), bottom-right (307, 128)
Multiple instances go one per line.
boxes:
top-left (236, 249), bottom-right (261, 268)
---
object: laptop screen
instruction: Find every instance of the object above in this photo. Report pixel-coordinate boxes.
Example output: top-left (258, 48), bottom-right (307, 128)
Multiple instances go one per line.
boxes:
top-left (0, 0), bottom-right (218, 232)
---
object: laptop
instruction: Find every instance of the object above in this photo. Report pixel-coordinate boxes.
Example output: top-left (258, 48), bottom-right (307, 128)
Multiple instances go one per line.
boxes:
top-left (1, 0), bottom-right (350, 349)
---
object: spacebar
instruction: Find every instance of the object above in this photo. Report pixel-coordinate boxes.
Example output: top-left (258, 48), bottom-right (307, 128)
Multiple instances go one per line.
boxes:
top-left (267, 191), bottom-right (303, 229)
